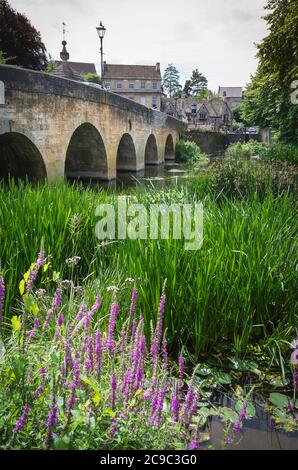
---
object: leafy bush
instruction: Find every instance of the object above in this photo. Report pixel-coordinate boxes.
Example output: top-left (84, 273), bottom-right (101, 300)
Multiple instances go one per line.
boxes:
top-left (225, 141), bottom-right (265, 159)
top-left (175, 139), bottom-right (209, 163)
top-left (259, 143), bottom-right (298, 164)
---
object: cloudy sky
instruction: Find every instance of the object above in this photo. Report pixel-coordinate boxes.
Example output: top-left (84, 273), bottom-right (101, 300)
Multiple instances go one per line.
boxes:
top-left (10, 0), bottom-right (268, 90)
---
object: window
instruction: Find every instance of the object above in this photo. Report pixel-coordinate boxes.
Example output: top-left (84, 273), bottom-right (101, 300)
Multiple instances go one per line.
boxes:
top-left (152, 81), bottom-right (158, 90)
top-left (140, 96), bottom-right (146, 106)
top-left (116, 81), bottom-right (122, 89)
top-left (104, 82), bottom-right (111, 90)
top-left (129, 82), bottom-right (134, 89)
top-left (152, 96), bottom-right (158, 109)
top-left (199, 113), bottom-right (206, 120)
top-left (223, 91), bottom-right (227, 97)
top-left (141, 80), bottom-right (146, 89)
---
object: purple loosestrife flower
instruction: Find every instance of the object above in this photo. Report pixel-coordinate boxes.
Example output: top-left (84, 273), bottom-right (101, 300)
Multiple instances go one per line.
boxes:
top-left (179, 356), bottom-right (185, 381)
top-left (43, 288), bottom-right (62, 330)
top-left (33, 367), bottom-right (47, 399)
top-left (162, 335), bottom-right (168, 370)
top-left (84, 296), bottom-right (101, 331)
top-left (109, 373), bottom-right (118, 409)
top-left (44, 397), bottom-right (59, 448)
top-left (13, 404), bottom-right (31, 433)
top-left (109, 418), bottom-right (118, 442)
top-left (171, 389), bottom-right (180, 422)
top-left (94, 330), bottom-right (103, 374)
top-left (150, 293), bottom-right (166, 365)
top-left (188, 427), bottom-right (200, 450)
top-left (66, 389), bottom-right (77, 420)
top-left (0, 276), bottom-right (5, 324)
top-left (119, 327), bottom-right (127, 354)
top-left (106, 302), bottom-right (120, 353)
top-left (57, 312), bottom-right (64, 327)
top-left (34, 317), bottom-right (40, 330)
top-left (75, 303), bottom-right (87, 323)
top-left (25, 251), bottom-right (45, 294)
top-left (53, 288), bottom-right (62, 310)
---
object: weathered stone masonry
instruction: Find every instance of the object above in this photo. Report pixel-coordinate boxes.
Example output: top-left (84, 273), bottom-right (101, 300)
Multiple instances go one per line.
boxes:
top-left (0, 65), bottom-right (186, 181)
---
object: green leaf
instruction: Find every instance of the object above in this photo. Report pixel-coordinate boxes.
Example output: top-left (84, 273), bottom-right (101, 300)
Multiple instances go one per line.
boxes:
top-left (213, 371), bottom-right (232, 385)
top-left (218, 406), bottom-right (239, 423)
top-left (53, 436), bottom-right (70, 450)
top-left (11, 315), bottom-right (21, 332)
top-left (269, 393), bottom-right (289, 409)
top-left (19, 279), bottom-right (25, 296)
top-left (195, 364), bottom-right (212, 376)
top-left (229, 359), bottom-right (260, 374)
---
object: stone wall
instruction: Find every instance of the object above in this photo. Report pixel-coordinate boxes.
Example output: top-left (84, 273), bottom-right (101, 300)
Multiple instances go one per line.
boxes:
top-left (185, 130), bottom-right (262, 156)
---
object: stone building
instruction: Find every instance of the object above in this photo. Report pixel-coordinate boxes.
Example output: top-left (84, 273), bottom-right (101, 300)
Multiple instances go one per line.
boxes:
top-left (102, 62), bottom-right (162, 110)
top-left (162, 96), bottom-right (233, 131)
top-left (218, 86), bottom-right (243, 110)
top-left (51, 38), bottom-right (96, 82)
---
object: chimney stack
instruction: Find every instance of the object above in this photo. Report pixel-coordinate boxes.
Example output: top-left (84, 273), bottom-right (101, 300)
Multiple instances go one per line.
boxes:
top-left (156, 62), bottom-right (160, 73)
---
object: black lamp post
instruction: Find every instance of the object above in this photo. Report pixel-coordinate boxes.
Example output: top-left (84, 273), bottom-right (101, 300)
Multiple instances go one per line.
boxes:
top-left (96, 21), bottom-right (106, 81)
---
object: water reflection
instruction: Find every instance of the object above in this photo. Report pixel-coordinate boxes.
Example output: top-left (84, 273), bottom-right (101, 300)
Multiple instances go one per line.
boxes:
top-left (67, 162), bottom-right (201, 192)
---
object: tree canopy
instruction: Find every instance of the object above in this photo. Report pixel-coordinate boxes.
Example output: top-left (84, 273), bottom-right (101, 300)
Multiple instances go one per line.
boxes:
top-left (189, 69), bottom-right (208, 98)
top-left (0, 0), bottom-right (47, 70)
top-left (162, 64), bottom-right (182, 97)
top-left (241, 0), bottom-right (298, 143)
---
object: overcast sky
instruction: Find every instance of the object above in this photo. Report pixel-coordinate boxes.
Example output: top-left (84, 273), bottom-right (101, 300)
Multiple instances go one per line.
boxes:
top-left (10, 0), bottom-right (268, 90)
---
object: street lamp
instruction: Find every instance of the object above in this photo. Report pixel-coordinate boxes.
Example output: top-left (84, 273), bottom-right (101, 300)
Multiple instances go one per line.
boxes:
top-left (96, 21), bottom-right (106, 81)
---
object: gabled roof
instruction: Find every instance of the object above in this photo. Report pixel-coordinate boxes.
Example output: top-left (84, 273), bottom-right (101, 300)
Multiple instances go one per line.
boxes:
top-left (218, 87), bottom-right (243, 98)
top-left (55, 61), bottom-right (96, 76)
top-left (103, 64), bottom-right (161, 80)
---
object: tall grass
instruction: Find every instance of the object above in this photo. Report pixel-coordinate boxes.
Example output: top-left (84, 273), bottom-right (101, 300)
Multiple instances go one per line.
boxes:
top-left (0, 169), bottom-right (297, 356)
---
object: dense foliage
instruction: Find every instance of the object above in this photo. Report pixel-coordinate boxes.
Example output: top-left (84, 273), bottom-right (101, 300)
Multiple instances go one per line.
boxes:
top-left (241, 0), bottom-right (298, 143)
top-left (175, 139), bottom-right (209, 163)
top-left (225, 140), bottom-right (298, 164)
top-left (0, 0), bottom-right (47, 70)
top-left (0, 160), bottom-right (297, 357)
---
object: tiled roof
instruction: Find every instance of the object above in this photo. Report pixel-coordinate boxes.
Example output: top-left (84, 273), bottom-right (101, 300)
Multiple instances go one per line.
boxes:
top-left (55, 61), bottom-right (96, 75)
top-left (103, 64), bottom-right (161, 80)
top-left (51, 62), bottom-right (84, 81)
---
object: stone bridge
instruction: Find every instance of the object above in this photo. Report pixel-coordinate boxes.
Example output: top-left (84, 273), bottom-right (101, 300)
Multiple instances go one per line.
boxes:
top-left (0, 65), bottom-right (186, 181)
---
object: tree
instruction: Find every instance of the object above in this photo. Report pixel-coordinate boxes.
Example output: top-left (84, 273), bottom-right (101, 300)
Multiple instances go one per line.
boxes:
top-left (45, 54), bottom-right (56, 73)
top-left (183, 80), bottom-right (192, 97)
top-left (0, 0), bottom-right (47, 70)
top-left (81, 73), bottom-right (102, 85)
top-left (241, 0), bottom-right (298, 143)
top-left (162, 64), bottom-right (182, 97)
top-left (190, 69), bottom-right (208, 98)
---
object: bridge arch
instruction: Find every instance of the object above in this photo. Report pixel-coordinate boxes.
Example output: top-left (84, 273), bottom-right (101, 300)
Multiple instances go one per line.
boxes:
top-left (0, 132), bottom-right (47, 181)
top-left (164, 134), bottom-right (175, 160)
top-left (65, 123), bottom-right (108, 180)
top-left (116, 133), bottom-right (137, 173)
top-left (145, 134), bottom-right (159, 165)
